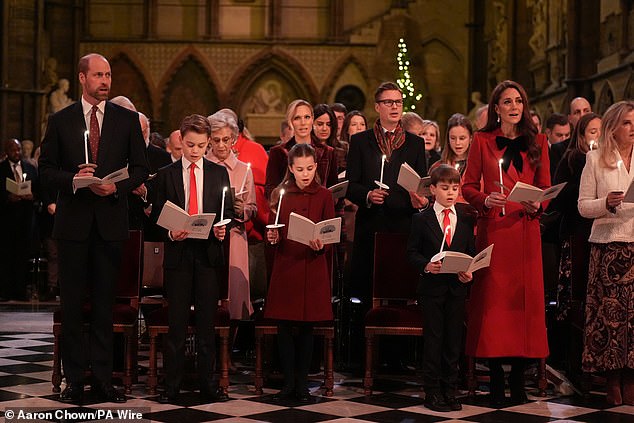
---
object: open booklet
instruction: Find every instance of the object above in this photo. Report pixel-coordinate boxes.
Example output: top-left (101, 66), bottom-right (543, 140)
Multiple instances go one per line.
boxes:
top-left (506, 181), bottom-right (566, 203)
top-left (429, 244), bottom-right (494, 274)
top-left (287, 212), bottom-right (342, 246)
top-left (328, 180), bottom-right (348, 200)
top-left (397, 163), bottom-right (432, 196)
top-left (623, 179), bottom-right (634, 203)
top-left (73, 167), bottom-right (129, 190)
top-left (6, 178), bottom-right (32, 196)
top-left (156, 200), bottom-right (216, 240)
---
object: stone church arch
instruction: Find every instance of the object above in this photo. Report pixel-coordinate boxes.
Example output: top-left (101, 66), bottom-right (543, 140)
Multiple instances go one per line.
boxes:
top-left (109, 53), bottom-right (153, 118)
top-left (159, 54), bottom-right (220, 134)
top-left (624, 73), bottom-right (634, 100)
top-left (597, 82), bottom-right (615, 116)
top-left (322, 56), bottom-right (369, 112)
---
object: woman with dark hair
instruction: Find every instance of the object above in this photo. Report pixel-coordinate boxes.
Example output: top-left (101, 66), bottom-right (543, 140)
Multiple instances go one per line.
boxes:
top-left (313, 104), bottom-right (338, 148)
top-left (265, 143), bottom-right (336, 402)
top-left (265, 100), bottom-right (338, 199)
top-left (578, 101), bottom-right (634, 406)
top-left (340, 111), bottom-right (368, 145)
top-left (462, 80), bottom-right (550, 406)
top-left (552, 112), bottom-right (601, 322)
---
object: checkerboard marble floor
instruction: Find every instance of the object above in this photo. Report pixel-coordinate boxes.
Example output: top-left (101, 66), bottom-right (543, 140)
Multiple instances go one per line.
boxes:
top-left (0, 329), bottom-right (633, 422)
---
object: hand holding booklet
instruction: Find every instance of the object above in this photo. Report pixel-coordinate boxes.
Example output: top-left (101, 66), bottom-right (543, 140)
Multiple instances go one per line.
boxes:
top-left (156, 200), bottom-right (216, 240)
top-left (73, 167), bottom-right (129, 190)
top-left (506, 181), bottom-right (566, 203)
top-left (6, 178), bottom-right (32, 196)
top-left (287, 212), bottom-right (342, 246)
top-left (429, 244), bottom-right (494, 274)
top-left (397, 163), bottom-right (432, 196)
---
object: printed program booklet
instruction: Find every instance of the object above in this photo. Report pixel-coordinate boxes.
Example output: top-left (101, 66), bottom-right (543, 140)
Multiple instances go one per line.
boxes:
top-left (5, 178), bottom-right (31, 196)
top-left (429, 244), bottom-right (494, 274)
top-left (397, 163), bottom-right (432, 196)
top-left (287, 212), bottom-right (342, 246)
top-left (506, 181), bottom-right (566, 203)
top-left (157, 200), bottom-right (216, 240)
top-left (73, 167), bottom-right (129, 190)
top-left (328, 180), bottom-right (349, 200)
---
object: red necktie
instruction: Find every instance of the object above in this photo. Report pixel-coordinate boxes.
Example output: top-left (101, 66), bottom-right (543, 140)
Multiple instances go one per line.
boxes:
top-left (188, 163), bottom-right (198, 215)
top-left (442, 208), bottom-right (452, 247)
top-left (89, 105), bottom-right (100, 162)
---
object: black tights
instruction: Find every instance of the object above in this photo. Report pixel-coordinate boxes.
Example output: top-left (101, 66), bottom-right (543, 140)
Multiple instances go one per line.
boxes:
top-left (277, 322), bottom-right (314, 393)
top-left (488, 357), bottom-right (527, 399)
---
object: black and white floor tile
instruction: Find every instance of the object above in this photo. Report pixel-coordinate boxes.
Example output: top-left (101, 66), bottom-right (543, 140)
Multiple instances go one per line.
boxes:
top-left (0, 310), bottom-right (632, 422)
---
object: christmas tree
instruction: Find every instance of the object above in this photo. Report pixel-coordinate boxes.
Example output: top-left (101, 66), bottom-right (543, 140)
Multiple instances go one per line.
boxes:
top-left (396, 38), bottom-right (423, 112)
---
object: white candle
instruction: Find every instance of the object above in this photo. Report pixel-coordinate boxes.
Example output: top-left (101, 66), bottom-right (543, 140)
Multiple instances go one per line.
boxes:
top-left (617, 160), bottom-right (623, 191)
top-left (589, 140), bottom-right (596, 151)
top-left (84, 130), bottom-right (90, 164)
top-left (22, 173), bottom-right (26, 183)
top-left (379, 154), bottom-right (386, 186)
top-left (498, 158), bottom-right (505, 216)
top-left (438, 226), bottom-right (450, 255)
top-left (220, 186), bottom-right (227, 221)
top-left (238, 162), bottom-right (251, 194)
top-left (274, 189), bottom-right (285, 226)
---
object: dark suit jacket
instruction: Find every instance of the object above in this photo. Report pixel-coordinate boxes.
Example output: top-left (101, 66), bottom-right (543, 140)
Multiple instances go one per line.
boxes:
top-left (347, 129), bottom-right (428, 233)
top-left (39, 101), bottom-right (149, 241)
top-left (0, 159), bottom-right (38, 211)
top-left (150, 158), bottom-right (234, 269)
top-left (407, 205), bottom-right (476, 297)
top-left (549, 138), bottom-right (569, 184)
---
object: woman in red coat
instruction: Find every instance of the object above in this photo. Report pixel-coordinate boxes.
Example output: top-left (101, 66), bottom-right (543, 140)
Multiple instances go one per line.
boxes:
top-left (462, 80), bottom-right (550, 406)
top-left (265, 143), bottom-right (335, 402)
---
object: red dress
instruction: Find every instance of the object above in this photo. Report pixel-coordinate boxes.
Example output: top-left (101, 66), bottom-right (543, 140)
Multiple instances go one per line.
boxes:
top-left (462, 129), bottom-right (550, 358)
top-left (264, 181), bottom-right (335, 322)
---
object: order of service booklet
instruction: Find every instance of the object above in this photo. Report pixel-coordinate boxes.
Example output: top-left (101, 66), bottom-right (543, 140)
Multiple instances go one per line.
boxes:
top-left (156, 200), bottom-right (216, 240)
top-left (328, 180), bottom-right (349, 200)
top-left (287, 212), bottom-right (342, 246)
top-left (73, 167), bottom-right (130, 190)
top-left (506, 181), bottom-right (566, 203)
top-left (5, 178), bottom-right (32, 196)
top-left (429, 244), bottom-right (494, 274)
top-left (397, 163), bottom-right (432, 196)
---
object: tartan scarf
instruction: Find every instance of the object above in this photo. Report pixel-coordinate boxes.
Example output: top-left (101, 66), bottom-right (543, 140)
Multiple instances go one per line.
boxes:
top-left (373, 119), bottom-right (405, 160)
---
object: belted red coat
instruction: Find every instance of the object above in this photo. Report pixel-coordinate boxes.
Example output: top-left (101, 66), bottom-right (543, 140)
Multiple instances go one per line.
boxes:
top-left (264, 180), bottom-right (335, 322)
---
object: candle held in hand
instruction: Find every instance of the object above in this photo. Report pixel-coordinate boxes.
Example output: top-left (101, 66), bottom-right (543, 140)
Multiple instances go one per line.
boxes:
top-left (220, 186), bottom-right (227, 221)
top-left (274, 189), bottom-right (285, 226)
top-left (498, 158), bottom-right (505, 216)
top-left (238, 162), bottom-right (251, 194)
top-left (84, 130), bottom-right (90, 164)
top-left (379, 154), bottom-right (386, 185)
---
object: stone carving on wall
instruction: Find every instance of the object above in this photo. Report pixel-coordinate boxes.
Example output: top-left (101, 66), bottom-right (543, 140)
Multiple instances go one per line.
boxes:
top-left (242, 74), bottom-right (294, 139)
top-left (527, 0), bottom-right (547, 62)
top-left (246, 79), bottom-right (287, 115)
top-left (49, 78), bottom-right (73, 113)
top-left (488, 1), bottom-right (509, 86)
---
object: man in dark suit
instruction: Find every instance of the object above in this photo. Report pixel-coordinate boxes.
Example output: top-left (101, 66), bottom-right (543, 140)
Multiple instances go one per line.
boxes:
top-left (150, 114), bottom-right (233, 404)
top-left (407, 165), bottom-right (476, 412)
top-left (0, 138), bottom-right (38, 301)
top-left (39, 53), bottom-right (149, 404)
top-left (346, 81), bottom-right (428, 307)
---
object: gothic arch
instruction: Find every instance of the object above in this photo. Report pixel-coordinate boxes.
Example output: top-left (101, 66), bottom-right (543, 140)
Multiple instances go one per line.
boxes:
top-left (320, 54), bottom-right (370, 101)
top-left (624, 72), bottom-right (634, 100)
top-left (158, 50), bottom-right (221, 133)
top-left (420, 35), bottom-right (463, 65)
top-left (108, 52), bottom-right (153, 118)
top-left (597, 82), bottom-right (615, 115)
top-left (226, 49), bottom-right (319, 112)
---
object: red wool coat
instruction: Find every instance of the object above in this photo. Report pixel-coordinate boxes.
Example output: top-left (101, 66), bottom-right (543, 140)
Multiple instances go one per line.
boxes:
top-left (264, 181), bottom-right (335, 322)
top-left (462, 129), bottom-right (550, 358)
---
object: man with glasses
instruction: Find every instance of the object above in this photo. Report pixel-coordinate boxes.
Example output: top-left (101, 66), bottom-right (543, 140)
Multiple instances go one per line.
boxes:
top-left (346, 81), bottom-right (428, 310)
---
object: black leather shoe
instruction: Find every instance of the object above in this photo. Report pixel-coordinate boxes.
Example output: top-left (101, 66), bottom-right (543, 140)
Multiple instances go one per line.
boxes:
top-left (200, 388), bottom-right (229, 403)
top-left (444, 395), bottom-right (462, 411)
top-left (424, 393), bottom-right (452, 412)
top-left (92, 382), bottom-right (127, 403)
top-left (295, 388), bottom-right (312, 403)
top-left (158, 392), bottom-right (178, 404)
top-left (59, 383), bottom-right (84, 404)
top-left (510, 390), bottom-right (529, 405)
top-left (272, 388), bottom-right (295, 402)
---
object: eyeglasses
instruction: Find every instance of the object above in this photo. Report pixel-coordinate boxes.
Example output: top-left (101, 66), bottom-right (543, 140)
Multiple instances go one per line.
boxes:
top-left (377, 99), bottom-right (404, 107)
top-left (211, 136), bottom-right (234, 145)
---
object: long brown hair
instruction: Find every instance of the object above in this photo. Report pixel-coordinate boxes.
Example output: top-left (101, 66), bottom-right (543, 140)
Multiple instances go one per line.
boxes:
top-left (270, 143), bottom-right (321, 210)
top-left (482, 80), bottom-right (541, 166)
top-left (441, 113), bottom-right (473, 164)
top-left (564, 112), bottom-right (601, 172)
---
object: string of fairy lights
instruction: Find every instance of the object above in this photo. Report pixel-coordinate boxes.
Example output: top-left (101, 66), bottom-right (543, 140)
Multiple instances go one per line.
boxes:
top-left (396, 38), bottom-right (423, 112)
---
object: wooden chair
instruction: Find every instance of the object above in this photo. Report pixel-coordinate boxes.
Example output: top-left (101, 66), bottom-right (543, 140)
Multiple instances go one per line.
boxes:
top-left (363, 232), bottom-right (423, 395)
top-left (253, 321), bottom-right (335, 396)
top-left (145, 240), bottom-right (231, 396)
top-left (52, 230), bottom-right (143, 394)
top-left (466, 356), bottom-right (547, 397)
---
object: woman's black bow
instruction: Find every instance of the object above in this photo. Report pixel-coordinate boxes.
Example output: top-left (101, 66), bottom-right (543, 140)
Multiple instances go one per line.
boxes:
top-left (496, 135), bottom-right (528, 173)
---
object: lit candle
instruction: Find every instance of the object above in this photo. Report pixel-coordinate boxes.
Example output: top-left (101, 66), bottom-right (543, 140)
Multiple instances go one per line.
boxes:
top-left (274, 189), bottom-right (285, 226)
top-left (379, 154), bottom-right (386, 186)
top-left (220, 186), bottom-right (227, 221)
top-left (22, 173), bottom-right (26, 183)
top-left (438, 226), bottom-right (450, 256)
top-left (84, 130), bottom-right (90, 164)
top-left (589, 140), bottom-right (596, 151)
top-left (238, 162), bottom-right (251, 194)
top-left (498, 158), bottom-right (505, 216)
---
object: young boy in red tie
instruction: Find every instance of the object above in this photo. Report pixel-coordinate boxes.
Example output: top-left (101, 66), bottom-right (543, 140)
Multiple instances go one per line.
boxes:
top-left (151, 114), bottom-right (233, 404)
top-left (407, 164), bottom-right (475, 412)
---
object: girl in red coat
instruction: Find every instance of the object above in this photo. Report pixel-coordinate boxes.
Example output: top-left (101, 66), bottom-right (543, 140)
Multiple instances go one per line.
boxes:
top-left (462, 80), bottom-right (550, 406)
top-left (265, 143), bottom-right (335, 402)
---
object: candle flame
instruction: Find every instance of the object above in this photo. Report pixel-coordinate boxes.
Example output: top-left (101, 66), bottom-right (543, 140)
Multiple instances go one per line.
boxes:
top-left (84, 130), bottom-right (89, 137)
top-left (280, 188), bottom-right (285, 195)
top-left (498, 159), bottom-right (504, 165)
top-left (382, 154), bottom-right (386, 160)
top-left (223, 186), bottom-right (228, 192)
top-left (618, 160), bottom-right (623, 169)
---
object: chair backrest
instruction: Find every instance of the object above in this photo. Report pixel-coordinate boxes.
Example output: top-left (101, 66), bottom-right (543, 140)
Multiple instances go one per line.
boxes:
top-left (372, 232), bottom-right (418, 303)
top-left (142, 241), bottom-right (164, 290)
top-left (115, 230), bottom-right (143, 308)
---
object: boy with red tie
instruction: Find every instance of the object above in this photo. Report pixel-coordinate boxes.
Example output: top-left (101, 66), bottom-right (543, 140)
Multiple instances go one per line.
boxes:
top-left (407, 165), bottom-right (475, 412)
top-left (151, 114), bottom-right (233, 404)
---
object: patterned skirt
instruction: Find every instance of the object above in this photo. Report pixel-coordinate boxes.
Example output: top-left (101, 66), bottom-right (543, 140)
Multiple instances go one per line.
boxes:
top-left (582, 242), bottom-right (634, 373)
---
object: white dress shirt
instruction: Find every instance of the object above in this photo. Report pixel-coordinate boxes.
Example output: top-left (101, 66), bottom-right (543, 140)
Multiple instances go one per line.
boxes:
top-left (433, 201), bottom-right (457, 244)
top-left (81, 97), bottom-right (105, 134)
top-left (181, 156), bottom-right (204, 214)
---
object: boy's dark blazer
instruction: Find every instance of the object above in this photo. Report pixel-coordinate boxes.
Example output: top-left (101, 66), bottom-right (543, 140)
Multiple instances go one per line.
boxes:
top-left (150, 157), bottom-right (234, 268)
top-left (407, 204), bottom-right (476, 296)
